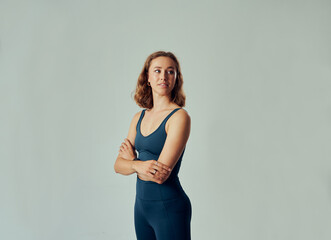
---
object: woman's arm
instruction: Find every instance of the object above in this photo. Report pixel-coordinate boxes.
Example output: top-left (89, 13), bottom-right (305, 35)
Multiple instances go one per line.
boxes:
top-left (114, 111), bottom-right (140, 175)
top-left (156, 109), bottom-right (191, 184)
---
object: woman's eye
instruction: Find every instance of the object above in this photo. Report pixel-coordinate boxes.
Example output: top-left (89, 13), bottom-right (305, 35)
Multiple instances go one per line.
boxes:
top-left (154, 69), bottom-right (161, 73)
top-left (168, 70), bottom-right (175, 74)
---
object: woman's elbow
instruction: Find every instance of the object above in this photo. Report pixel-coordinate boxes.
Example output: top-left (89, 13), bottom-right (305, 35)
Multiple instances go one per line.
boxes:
top-left (114, 160), bottom-right (120, 174)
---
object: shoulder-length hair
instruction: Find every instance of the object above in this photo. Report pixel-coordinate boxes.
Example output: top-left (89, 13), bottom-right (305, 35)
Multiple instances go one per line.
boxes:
top-left (133, 51), bottom-right (186, 109)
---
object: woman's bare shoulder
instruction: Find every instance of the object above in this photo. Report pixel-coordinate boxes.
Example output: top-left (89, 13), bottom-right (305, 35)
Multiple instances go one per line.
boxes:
top-left (175, 108), bottom-right (190, 120)
top-left (164, 108), bottom-right (191, 136)
top-left (130, 109), bottom-right (144, 125)
top-left (166, 108), bottom-right (191, 129)
top-left (133, 109), bottom-right (143, 118)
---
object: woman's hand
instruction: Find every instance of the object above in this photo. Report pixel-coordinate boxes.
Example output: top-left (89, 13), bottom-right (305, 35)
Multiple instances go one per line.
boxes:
top-left (133, 160), bottom-right (172, 184)
top-left (119, 138), bottom-right (136, 160)
top-left (118, 138), bottom-right (172, 184)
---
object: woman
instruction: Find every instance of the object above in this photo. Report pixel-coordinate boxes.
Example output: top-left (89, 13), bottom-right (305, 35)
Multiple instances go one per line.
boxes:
top-left (114, 51), bottom-right (192, 240)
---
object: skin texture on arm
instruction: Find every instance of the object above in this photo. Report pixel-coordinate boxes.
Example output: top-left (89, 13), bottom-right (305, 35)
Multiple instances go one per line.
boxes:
top-left (156, 109), bottom-right (191, 184)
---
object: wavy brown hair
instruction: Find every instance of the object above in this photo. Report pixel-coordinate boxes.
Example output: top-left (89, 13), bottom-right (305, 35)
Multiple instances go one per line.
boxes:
top-left (133, 51), bottom-right (186, 109)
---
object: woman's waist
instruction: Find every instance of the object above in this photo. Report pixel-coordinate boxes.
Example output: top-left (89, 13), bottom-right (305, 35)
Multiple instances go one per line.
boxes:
top-left (136, 176), bottom-right (186, 200)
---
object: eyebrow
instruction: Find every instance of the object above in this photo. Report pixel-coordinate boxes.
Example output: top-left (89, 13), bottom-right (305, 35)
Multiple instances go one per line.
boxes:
top-left (153, 66), bottom-right (175, 69)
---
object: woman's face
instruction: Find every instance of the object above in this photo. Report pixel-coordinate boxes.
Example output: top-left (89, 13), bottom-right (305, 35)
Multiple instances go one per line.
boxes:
top-left (147, 56), bottom-right (177, 98)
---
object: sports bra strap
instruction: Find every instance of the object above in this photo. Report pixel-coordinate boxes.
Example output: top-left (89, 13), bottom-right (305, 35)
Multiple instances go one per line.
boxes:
top-left (136, 109), bottom-right (146, 131)
top-left (162, 108), bottom-right (182, 125)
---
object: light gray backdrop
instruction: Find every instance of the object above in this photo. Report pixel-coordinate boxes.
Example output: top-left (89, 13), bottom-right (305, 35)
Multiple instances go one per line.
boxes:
top-left (1, 0), bottom-right (330, 239)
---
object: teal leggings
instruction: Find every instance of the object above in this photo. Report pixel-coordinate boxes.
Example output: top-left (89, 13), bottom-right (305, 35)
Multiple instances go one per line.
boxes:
top-left (134, 193), bottom-right (192, 240)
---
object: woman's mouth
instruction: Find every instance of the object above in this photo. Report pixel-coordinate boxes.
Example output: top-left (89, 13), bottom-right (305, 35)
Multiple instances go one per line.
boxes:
top-left (159, 83), bottom-right (168, 88)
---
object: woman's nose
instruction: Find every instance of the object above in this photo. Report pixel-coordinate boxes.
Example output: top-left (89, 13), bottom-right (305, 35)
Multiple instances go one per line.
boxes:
top-left (161, 71), bottom-right (167, 80)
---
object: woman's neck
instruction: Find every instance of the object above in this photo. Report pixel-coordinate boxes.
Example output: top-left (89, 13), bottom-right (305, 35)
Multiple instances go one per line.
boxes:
top-left (151, 95), bottom-right (175, 112)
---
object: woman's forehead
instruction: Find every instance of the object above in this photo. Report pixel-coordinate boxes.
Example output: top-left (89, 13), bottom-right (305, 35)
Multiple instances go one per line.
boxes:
top-left (150, 56), bottom-right (176, 68)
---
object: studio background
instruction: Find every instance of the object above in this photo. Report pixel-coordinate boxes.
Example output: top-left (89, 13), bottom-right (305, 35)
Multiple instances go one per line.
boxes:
top-left (1, 0), bottom-right (330, 239)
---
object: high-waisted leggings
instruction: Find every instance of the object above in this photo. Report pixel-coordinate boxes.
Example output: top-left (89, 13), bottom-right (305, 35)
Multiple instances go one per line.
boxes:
top-left (134, 179), bottom-right (192, 240)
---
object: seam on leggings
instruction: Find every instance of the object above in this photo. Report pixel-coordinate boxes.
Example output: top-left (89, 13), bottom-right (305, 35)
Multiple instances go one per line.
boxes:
top-left (135, 198), bottom-right (151, 228)
top-left (158, 186), bottom-right (176, 239)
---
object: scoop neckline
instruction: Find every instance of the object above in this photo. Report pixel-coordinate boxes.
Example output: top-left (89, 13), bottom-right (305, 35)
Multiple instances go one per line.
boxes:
top-left (139, 108), bottom-right (181, 138)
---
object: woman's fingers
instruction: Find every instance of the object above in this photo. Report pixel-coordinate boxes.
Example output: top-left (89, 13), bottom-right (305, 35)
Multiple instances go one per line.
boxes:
top-left (152, 165), bottom-right (170, 175)
top-left (152, 161), bottom-right (171, 172)
top-left (138, 168), bottom-right (165, 184)
top-left (124, 138), bottom-right (133, 147)
top-left (145, 166), bottom-right (165, 179)
top-left (119, 145), bottom-right (128, 153)
top-left (119, 143), bottom-right (125, 151)
top-left (150, 168), bottom-right (157, 175)
top-left (135, 160), bottom-right (171, 183)
top-left (149, 171), bottom-right (164, 182)
top-left (145, 161), bottom-right (172, 178)
top-left (148, 164), bottom-right (171, 179)
top-left (119, 142), bottom-right (132, 154)
top-left (121, 142), bottom-right (129, 149)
